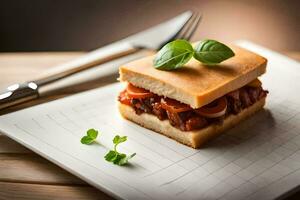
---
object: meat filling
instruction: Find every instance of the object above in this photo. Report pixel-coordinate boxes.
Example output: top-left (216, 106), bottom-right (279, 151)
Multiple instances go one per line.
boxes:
top-left (119, 86), bottom-right (268, 131)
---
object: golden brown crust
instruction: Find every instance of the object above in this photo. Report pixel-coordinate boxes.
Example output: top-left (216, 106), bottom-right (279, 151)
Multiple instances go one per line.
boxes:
top-left (119, 45), bottom-right (267, 108)
top-left (118, 97), bottom-right (266, 148)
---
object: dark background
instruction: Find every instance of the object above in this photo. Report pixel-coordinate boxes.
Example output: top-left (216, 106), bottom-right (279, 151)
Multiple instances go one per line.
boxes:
top-left (1, 0), bottom-right (299, 52)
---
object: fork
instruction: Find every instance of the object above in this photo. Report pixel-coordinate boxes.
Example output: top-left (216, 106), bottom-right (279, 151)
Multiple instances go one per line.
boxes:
top-left (35, 12), bottom-right (202, 86)
top-left (159, 12), bottom-right (202, 49)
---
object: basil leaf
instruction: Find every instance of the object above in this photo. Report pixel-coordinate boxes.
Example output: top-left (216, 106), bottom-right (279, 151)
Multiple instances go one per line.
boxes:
top-left (153, 39), bottom-right (194, 70)
top-left (193, 39), bottom-right (235, 65)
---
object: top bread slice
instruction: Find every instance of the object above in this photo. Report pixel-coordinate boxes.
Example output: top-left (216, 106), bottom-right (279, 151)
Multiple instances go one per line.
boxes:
top-left (119, 45), bottom-right (267, 108)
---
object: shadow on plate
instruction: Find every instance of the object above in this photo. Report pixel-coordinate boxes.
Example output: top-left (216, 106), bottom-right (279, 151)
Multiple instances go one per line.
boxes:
top-left (202, 108), bottom-right (276, 150)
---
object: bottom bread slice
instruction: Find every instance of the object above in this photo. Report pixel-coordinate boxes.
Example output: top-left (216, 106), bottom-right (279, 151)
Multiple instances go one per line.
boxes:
top-left (118, 97), bottom-right (266, 148)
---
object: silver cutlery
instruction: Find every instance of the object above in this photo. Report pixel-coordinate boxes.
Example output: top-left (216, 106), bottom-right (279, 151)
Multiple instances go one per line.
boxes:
top-left (0, 11), bottom-right (202, 110)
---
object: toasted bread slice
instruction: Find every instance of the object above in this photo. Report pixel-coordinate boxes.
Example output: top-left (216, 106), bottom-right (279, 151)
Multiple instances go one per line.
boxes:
top-left (119, 46), bottom-right (267, 108)
top-left (118, 97), bottom-right (266, 149)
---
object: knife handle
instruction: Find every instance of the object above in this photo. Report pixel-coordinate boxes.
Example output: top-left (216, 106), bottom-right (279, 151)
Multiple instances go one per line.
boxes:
top-left (34, 42), bottom-right (140, 86)
top-left (0, 82), bottom-right (39, 110)
top-left (0, 42), bottom-right (150, 111)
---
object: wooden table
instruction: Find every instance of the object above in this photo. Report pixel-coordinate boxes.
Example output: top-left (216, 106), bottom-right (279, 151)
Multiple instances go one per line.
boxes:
top-left (0, 52), bottom-right (299, 200)
top-left (0, 52), bottom-right (113, 200)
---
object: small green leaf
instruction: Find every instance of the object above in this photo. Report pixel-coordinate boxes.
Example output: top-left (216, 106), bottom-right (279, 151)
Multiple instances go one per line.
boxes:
top-left (80, 136), bottom-right (94, 144)
top-left (113, 135), bottom-right (127, 145)
top-left (104, 150), bottom-right (118, 161)
top-left (81, 128), bottom-right (99, 144)
top-left (153, 39), bottom-right (194, 70)
top-left (104, 151), bottom-right (127, 166)
top-left (113, 153), bottom-right (127, 165)
top-left (105, 135), bottom-right (136, 166)
top-left (193, 39), bottom-right (235, 65)
top-left (105, 153), bottom-right (136, 166)
top-left (87, 129), bottom-right (98, 139)
top-left (112, 135), bottom-right (120, 144)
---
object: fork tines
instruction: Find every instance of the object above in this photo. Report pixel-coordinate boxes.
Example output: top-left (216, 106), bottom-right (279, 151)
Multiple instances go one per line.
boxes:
top-left (161, 11), bottom-right (202, 47)
top-left (178, 12), bottom-right (202, 41)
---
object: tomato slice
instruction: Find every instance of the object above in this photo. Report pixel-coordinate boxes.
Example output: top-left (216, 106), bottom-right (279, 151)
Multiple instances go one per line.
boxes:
top-left (195, 97), bottom-right (227, 118)
top-left (118, 90), bottom-right (131, 106)
top-left (126, 83), bottom-right (154, 99)
top-left (161, 98), bottom-right (192, 113)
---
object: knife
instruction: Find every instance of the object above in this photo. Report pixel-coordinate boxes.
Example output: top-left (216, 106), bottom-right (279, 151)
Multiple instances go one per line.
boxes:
top-left (0, 11), bottom-right (193, 110)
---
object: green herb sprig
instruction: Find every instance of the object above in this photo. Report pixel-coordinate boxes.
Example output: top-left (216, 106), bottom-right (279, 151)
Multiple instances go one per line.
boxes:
top-left (105, 135), bottom-right (136, 166)
top-left (80, 129), bottom-right (99, 144)
top-left (81, 129), bottom-right (136, 166)
top-left (153, 39), bottom-right (235, 70)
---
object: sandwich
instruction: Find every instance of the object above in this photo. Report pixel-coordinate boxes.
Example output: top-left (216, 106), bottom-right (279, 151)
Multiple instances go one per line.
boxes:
top-left (118, 44), bottom-right (268, 148)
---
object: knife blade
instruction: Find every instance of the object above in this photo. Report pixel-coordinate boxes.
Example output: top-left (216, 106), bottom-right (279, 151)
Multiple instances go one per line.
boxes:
top-left (0, 11), bottom-right (193, 110)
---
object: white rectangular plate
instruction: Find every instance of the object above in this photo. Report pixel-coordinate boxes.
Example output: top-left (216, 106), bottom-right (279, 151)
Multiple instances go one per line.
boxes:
top-left (0, 41), bottom-right (300, 200)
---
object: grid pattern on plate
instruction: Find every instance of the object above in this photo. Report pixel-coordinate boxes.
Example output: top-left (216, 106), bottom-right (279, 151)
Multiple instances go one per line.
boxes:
top-left (1, 84), bottom-right (299, 200)
top-left (0, 42), bottom-right (300, 200)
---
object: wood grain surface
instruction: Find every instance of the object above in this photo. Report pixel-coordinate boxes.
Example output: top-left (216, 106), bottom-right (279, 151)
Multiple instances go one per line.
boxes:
top-left (0, 52), bottom-right (298, 200)
top-left (0, 52), bottom-right (114, 200)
